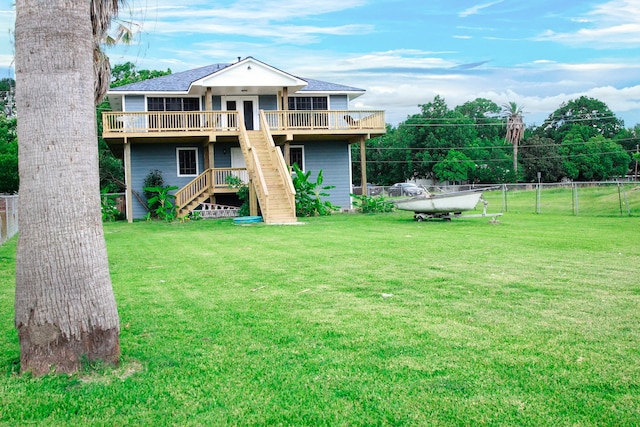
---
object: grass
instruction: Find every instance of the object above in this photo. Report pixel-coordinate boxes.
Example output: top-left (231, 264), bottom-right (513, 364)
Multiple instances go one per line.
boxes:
top-left (1, 188), bottom-right (639, 426)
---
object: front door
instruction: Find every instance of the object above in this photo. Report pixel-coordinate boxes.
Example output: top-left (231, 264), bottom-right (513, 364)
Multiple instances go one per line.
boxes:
top-left (243, 100), bottom-right (254, 130)
top-left (224, 96), bottom-right (258, 130)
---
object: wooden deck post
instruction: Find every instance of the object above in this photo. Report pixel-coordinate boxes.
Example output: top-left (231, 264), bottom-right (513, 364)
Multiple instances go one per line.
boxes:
top-left (359, 136), bottom-right (367, 196)
top-left (124, 137), bottom-right (133, 223)
top-left (205, 87), bottom-right (212, 111)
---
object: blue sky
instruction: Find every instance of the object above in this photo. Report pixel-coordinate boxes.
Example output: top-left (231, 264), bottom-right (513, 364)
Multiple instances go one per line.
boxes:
top-left (1, 0), bottom-right (639, 127)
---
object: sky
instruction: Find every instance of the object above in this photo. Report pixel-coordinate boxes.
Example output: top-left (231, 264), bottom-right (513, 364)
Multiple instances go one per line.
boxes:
top-left (1, 0), bottom-right (640, 127)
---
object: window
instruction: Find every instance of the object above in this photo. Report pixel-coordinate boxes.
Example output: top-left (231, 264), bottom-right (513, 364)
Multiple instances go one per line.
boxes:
top-left (288, 96), bottom-right (328, 111)
top-left (147, 97), bottom-right (200, 111)
top-left (289, 146), bottom-right (304, 171)
top-left (177, 148), bottom-right (198, 177)
top-left (287, 97), bottom-right (328, 128)
top-left (147, 97), bottom-right (201, 129)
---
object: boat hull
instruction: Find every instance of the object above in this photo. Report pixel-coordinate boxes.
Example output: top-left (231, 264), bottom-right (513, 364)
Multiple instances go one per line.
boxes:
top-left (393, 190), bottom-right (483, 214)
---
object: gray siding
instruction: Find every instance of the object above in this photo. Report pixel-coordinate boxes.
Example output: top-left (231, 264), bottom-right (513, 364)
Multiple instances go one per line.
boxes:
top-left (130, 143), bottom-right (204, 218)
top-left (258, 95), bottom-right (278, 111)
top-left (301, 141), bottom-right (352, 209)
top-left (124, 95), bottom-right (145, 112)
top-left (329, 95), bottom-right (348, 110)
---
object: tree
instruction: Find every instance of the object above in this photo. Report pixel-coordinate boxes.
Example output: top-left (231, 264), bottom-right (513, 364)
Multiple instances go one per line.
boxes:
top-left (501, 102), bottom-right (525, 179)
top-left (560, 127), bottom-right (630, 180)
top-left (14, 0), bottom-right (122, 375)
top-left (96, 63), bottom-right (172, 192)
top-left (0, 115), bottom-right (18, 193)
top-left (433, 150), bottom-right (475, 183)
top-left (519, 135), bottom-right (564, 182)
top-left (110, 62), bottom-right (172, 88)
top-left (535, 96), bottom-right (623, 143)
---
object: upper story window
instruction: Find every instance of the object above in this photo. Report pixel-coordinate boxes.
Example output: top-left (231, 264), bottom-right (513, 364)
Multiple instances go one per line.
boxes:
top-left (148, 97), bottom-right (200, 112)
top-left (288, 96), bottom-right (328, 111)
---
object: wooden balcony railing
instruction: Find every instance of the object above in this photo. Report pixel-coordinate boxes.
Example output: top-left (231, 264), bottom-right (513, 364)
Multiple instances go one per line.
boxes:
top-left (102, 111), bottom-right (239, 133)
top-left (262, 110), bottom-right (385, 131)
top-left (102, 110), bottom-right (385, 134)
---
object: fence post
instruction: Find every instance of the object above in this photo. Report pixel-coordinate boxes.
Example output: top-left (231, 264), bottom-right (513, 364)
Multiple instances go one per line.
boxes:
top-left (502, 184), bottom-right (507, 212)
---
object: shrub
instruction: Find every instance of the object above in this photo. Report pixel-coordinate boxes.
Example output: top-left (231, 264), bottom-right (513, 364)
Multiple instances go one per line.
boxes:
top-left (143, 185), bottom-right (178, 222)
top-left (225, 175), bottom-right (250, 217)
top-left (143, 169), bottom-right (164, 216)
top-left (351, 194), bottom-right (395, 213)
top-left (291, 164), bottom-right (339, 217)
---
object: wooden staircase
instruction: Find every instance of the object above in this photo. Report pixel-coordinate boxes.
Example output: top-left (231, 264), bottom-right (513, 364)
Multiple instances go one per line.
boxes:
top-left (239, 115), bottom-right (297, 224)
top-left (175, 111), bottom-right (297, 224)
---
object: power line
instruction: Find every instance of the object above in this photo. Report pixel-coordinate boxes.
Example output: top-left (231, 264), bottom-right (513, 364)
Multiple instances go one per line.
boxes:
top-left (355, 150), bottom-right (635, 165)
top-left (397, 114), bottom-right (621, 127)
top-left (361, 139), bottom-right (639, 152)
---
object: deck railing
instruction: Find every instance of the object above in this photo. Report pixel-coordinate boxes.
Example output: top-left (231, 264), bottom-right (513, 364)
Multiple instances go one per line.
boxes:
top-left (262, 110), bottom-right (385, 131)
top-left (102, 110), bottom-right (385, 134)
top-left (102, 111), bottom-right (239, 133)
top-left (259, 111), bottom-right (296, 213)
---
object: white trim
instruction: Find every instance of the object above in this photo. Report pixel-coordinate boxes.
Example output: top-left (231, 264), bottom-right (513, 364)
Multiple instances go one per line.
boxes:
top-left (176, 147), bottom-right (199, 177)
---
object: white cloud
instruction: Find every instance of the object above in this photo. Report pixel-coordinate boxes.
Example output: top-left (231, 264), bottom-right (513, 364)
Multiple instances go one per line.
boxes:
top-left (459, 1), bottom-right (504, 18)
top-left (536, 0), bottom-right (640, 48)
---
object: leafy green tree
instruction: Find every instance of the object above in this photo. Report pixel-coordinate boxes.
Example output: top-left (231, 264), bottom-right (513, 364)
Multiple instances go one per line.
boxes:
top-left (536, 96), bottom-right (623, 143)
top-left (455, 98), bottom-right (502, 141)
top-left (519, 135), bottom-right (564, 182)
top-left (110, 62), bottom-right (172, 88)
top-left (560, 128), bottom-right (630, 180)
top-left (433, 150), bottom-right (475, 182)
top-left (0, 115), bottom-right (18, 193)
top-left (402, 95), bottom-right (477, 180)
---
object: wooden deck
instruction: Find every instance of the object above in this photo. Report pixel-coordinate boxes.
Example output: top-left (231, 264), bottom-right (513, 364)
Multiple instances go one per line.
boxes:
top-left (102, 110), bottom-right (385, 139)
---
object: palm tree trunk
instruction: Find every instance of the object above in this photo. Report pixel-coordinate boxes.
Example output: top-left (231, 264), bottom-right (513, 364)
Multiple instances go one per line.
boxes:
top-left (15, 0), bottom-right (120, 375)
top-left (513, 141), bottom-right (518, 177)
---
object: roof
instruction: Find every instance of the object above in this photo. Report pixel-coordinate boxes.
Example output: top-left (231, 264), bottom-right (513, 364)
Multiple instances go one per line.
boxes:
top-left (298, 78), bottom-right (364, 93)
top-left (109, 59), bottom-right (365, 94)
top-left (110, 63), bottom-right (233, 92)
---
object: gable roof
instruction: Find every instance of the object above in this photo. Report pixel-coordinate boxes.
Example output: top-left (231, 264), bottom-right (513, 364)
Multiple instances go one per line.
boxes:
top-left (109, 57), bottom-right (365, 95)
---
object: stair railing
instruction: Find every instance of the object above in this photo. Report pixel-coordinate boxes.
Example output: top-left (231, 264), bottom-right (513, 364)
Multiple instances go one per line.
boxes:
top-left (175, 169), bottom-right (213, 215)
top-left (237, 110), bottom-right (270, 219)
top-left (259, 110), bottom-right (296, 215)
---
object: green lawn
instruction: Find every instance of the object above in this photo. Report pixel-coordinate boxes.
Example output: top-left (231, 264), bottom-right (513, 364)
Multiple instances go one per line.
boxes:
top-left (1, 189), bottom-right (639, 426)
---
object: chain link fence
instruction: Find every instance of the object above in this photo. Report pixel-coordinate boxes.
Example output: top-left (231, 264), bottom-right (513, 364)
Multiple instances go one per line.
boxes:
top-left (0, 194), bottom-right (18, 246)
top-left (357, 181), bottom-right (640, 217)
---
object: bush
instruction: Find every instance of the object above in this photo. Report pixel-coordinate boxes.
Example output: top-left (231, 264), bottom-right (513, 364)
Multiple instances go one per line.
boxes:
top-left (351, 194), bottom-right (394, 213)
top-left (143, 169), bottom-right (165, 216)
top-left (225, 175), bottom-right (250, 217)
top-left (143, 185), bottom-right (178, 221)
top-left (291, 164), bottom-right (339, 217)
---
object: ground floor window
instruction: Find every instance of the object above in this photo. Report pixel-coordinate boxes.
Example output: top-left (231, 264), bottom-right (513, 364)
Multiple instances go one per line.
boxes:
top-left (290, 146), bottom-right (304, 171)
top-left (177, 147), bottom-right (198, 177)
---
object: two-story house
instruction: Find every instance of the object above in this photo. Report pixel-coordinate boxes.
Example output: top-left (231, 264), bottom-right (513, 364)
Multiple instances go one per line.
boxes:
top-left (102, 57), bottom-right (386, 223)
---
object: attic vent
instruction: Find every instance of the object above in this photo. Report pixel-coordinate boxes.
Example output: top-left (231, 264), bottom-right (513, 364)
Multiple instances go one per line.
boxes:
top-left (237, 56), bottom-right (241, 63)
